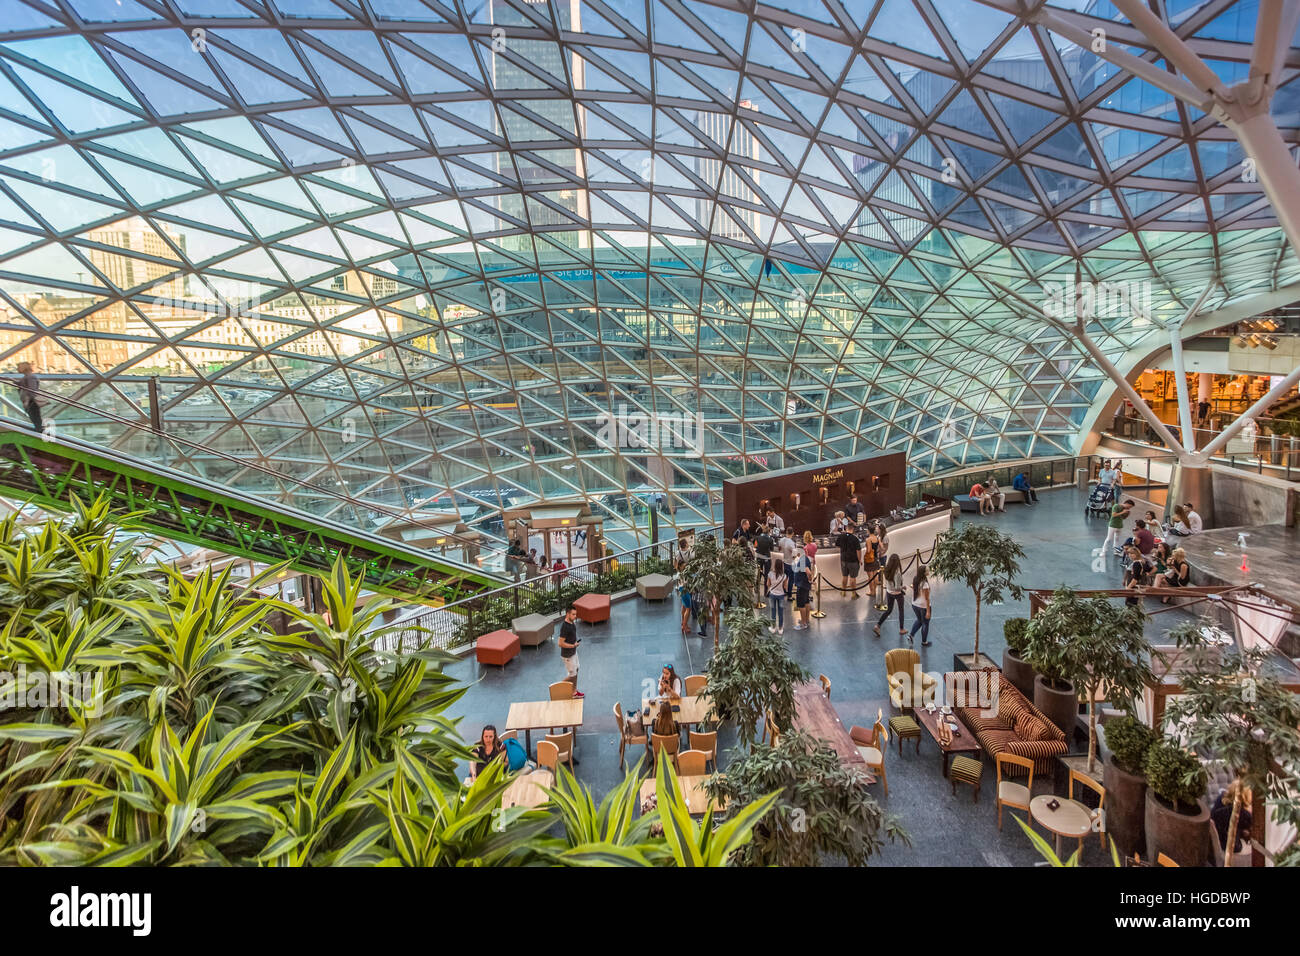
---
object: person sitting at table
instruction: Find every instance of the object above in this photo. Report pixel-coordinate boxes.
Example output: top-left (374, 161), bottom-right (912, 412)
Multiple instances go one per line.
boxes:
top-left (1012, 471), bottom-right (1038, 503)
top-left (651, 700), bottom-right (678, 738)
top-left (469, 724), bottom-right (506, 783)
top-left (658, 664), bottom-right (683, 699)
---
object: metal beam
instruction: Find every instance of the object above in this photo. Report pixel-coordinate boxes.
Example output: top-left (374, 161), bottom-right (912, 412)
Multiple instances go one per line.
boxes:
top-left (1108, 0), bottom-right (1226, 94)
top-left (1197, 364), bottom-right (1300, 459)
top-left (1165, 279), bottom-right (1217, 449)
top-left (987, 278), bottom-right (1192, 460)
top-left (1231, 109), bottom-right (1300, 265)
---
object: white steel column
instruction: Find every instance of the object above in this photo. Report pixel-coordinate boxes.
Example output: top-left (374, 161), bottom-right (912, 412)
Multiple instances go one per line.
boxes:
top-left (1165, 279), bottom-right (1216, 449)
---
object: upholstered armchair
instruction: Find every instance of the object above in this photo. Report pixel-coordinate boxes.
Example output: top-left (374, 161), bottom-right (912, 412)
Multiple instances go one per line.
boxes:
top-left (885, 648), bottom-right (937, 711)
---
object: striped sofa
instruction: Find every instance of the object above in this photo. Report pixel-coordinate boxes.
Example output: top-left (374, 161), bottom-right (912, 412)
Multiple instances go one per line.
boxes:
top-left (948, 670), bottom-right (1067, 775)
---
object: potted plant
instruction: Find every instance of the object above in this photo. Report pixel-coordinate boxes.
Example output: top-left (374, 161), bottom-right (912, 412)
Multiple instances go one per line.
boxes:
top-left (926, 522), bottom-right (1025, 670)
top-left (1101, 714), bottom-right (1159, 857)
top-left (1001, 617), bottom-right (1034, 697)
top-left (1143, 740), bottom-right (1210, 867)
top-left (1066, 598), bottom-right (1153, 774)
top-left (1163, 618), bottom-right (1300, 866)
top-left (680, 533), bottom-right (758, 650)
top-left (1020, 587), bottom-right (1084, 739)
top-left (705, 607), bottom-right (808, 749)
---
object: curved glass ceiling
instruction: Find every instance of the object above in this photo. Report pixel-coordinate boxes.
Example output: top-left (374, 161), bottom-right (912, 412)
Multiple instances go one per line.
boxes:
top-left (0, 0), bottom-right (1296, 546)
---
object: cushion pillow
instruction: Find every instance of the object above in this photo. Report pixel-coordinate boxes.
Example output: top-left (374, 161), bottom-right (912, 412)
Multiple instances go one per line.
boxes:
top-left (1013, 711), bottom-right (1050, 742)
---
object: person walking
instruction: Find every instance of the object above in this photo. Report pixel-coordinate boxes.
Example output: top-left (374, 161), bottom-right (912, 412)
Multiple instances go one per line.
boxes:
top-left (558, 606), bottom-right (584, 698)
top-left (1097, 498), bottom-right (1135, 557)
top-left (908, 565), bottom-right (932, 646)
top-left (8, 362), bottom-right (44, 432)
top-left (766, 561), bottom-right (787, 635)
top-left (873, 553), bottom-right (907, 638)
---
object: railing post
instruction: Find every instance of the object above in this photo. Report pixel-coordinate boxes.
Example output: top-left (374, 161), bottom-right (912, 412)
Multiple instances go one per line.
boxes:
top-left (512, 586), bottom-right (519, 617)
top-left (811, 571), bottom-right (825, 619)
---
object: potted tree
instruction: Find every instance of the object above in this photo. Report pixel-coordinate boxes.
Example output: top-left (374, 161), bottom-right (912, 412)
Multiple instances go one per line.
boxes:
top-left (1064, 598), bottom-right (1152, 774)
top-left (704, 730), bottom-right (909, 866)
top-left (1001, 617), bottom-right (1034, 698)
top-left (926, 522), bottom-right (1024, 671)
top-left (1020, 586), bottom-right (1085, 739)
top-left (680, 533), bottom-right (759, 650)
top-left (705, 607), bottom-right (808, 749)
top-left (1143, 740), bottom-right (1210, 866)
top-left (1100, 714), bottom-right (1159, 858)
top-left (1163, 619), bottom-right (1300, 867)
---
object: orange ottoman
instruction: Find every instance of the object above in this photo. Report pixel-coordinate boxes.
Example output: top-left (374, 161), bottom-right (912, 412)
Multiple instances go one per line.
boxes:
top-left (572, 593), bottom-right (611, 624)
top-left (476, 629), bottom-right (520, 668)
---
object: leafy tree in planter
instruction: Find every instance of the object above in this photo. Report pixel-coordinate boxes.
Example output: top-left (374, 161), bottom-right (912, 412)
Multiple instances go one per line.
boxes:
top-left (705, 607), bottom-right (808, 749)
top-left (1023, 588), bottom-right (1152, 772)
top-left (680, 533), bottom-right (757, 650)
top-left (1144, 740), bottom-right (1206, 814)
top-left (1164, 618), bottom-right (1300, 867)
top-left (705, 730), bottom-right (908, 867)
top-left (926, 522), bottom-right (1025, 665)
top-left (1104, 714), bottom-right (1159, 776)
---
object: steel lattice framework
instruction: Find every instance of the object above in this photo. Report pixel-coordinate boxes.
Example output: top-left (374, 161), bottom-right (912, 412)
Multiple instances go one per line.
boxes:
top-left (0, 0), bottom-right (1297, 547)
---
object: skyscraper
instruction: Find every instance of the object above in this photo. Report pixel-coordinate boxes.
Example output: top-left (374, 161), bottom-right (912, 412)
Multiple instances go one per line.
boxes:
top-left (696, 102), bottom-right (760, 241)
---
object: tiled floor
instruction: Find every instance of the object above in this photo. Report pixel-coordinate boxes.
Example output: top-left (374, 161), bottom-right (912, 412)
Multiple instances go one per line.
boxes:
top-left (445, 486), bottom-right (1199, 866)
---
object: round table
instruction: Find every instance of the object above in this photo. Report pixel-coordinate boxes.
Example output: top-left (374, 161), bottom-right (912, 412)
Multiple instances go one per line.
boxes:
top-left (1029, 794), bottom-right (1093, 859)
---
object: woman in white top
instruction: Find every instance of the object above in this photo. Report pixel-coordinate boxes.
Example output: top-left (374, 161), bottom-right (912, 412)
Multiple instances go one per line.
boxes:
top-left (908, 566), bottom-right (932, 647)
top-left (657, 664), bottom-right (683, 699)
top-left (873, 553), bottom-right (907, 637)
top-left (829, 511), bottom-right (849, 535)
top-left (766, 563), bottom-right (787, 635)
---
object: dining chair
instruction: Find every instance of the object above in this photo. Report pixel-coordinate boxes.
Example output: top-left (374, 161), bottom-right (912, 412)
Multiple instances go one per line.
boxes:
top-left (995, 753), bottom-right (1034, 831)
top-left (683, 674), bottom-right (708, 696)
top-left (549, 681), bottom-right (574, 701)
top-left (545, 731), bottom-right (575, 772)
top-left (677, 749), bottom-right (708, 776)
top-left (1067, 769), bottom-right (1107, 852)
top-left (1157, 852), bottom-right (1179, 867)
top-left (614, 701), bottom-right (648, 771)
top-left (651, 732), bottom-right (680, 769)
top-left (536, 739), bottom-right (559, 772)
top-left (688, 730), bottom-right (717, 771)
top-left (849, 708), bottom-right (888, 796)
top-left (819, 674), bottom-right (831, 699)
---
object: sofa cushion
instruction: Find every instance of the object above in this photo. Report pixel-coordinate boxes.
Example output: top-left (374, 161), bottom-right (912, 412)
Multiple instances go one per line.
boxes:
top-left (1013, 711), bottom-right (1051, 742)
top-left (976, 728), bottom-right (1020, 755)
top-left (966, 711), bottom-right (1011, 735)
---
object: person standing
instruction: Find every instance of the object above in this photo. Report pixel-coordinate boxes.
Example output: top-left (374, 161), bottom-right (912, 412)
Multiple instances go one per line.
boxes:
top-left (1097, 498), bottom-right (1134, 557)
top-left (844, 495), bottom-right (865, 528)
top-left (861, 523), bottom-right (882, 603)
top-left (766, 561), bottom-right (787, 635)
top-left (558, 606), bottom-right (584, 698)
top-left (835, 524), bottom-right (862, 599)
top-left (766, 509), bottom-right (785, 533)
top-left (908, 565), bottom-right (932, 646)
top-left (8, 362), bottom-right (44, 432)
top-left (873, 553), bottom-right (907, 637)
top-left (778, 527), bottom-right (798, 593)
top-left (754, 525), bottom-right (774, 598)
top-left (792, 544), bottom-right (813, 631)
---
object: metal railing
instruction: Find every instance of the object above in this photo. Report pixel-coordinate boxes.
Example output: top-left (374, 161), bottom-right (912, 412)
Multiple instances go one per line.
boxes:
top-left (1105, 416), bottom-right (1300, 482)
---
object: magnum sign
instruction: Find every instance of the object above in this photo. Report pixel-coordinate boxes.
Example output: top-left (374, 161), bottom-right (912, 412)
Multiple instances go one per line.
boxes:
top-left (811, 468), bottom-right (844, 485)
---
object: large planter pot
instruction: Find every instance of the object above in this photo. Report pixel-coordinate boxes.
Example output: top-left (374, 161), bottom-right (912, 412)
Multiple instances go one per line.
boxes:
top-left (1002, 648), bottom-right (1035, 699)
top-left (1033, 674), bottom-right (1078, 740)
top-left (1102, 757), bottom-right (1147, 858)
top-left (1144, 791), bottom-right (1210, 867)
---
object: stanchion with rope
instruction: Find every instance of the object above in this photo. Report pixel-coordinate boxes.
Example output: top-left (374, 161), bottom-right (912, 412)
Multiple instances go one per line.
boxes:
top-left (811, 572), bottom-right (827, 619)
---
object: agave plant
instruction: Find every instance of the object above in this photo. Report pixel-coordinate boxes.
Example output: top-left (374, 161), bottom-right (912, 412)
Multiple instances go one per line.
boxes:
top-left (652, 750), bottom-right (779, 867)
top-left (1014, 814), bottom-right (1121, 867)
top-left (546, 763), bottom-right (665, 866)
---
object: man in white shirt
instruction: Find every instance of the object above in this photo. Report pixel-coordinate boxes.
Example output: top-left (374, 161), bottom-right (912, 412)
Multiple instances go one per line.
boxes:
top-left (1184, 502), bottom-right (1203, 533)
top-left (778, 530), bottom-right (798, 593)
top-left (766, 509), bottom-right (785, 533)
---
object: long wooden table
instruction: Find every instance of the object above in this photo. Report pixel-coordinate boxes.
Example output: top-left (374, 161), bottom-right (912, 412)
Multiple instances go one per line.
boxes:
top-left (504, 699), bottom-right (584, 752)
top-left (639, 774), bottom-right (727, 816)
top-left (502, 769), bottom-right (554, 809)
top-left (791, 681), bottom-right (876, 783)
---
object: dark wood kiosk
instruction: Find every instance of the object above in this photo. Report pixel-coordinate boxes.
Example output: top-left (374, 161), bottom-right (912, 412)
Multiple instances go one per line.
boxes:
top-left (722, 451), bottom-right (907, 534)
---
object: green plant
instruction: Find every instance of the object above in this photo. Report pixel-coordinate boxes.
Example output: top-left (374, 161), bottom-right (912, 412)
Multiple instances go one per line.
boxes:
top-left (545, 763), bottom-right (664, 866)
top-left (1144, 741), bottom-right (1207, 814)
top-left (1164, 617), bottom-right (1300, 867)
top-left (1275, 842), bottom-right (1300, 867)
top-left (705, 607), bottom-right (808, 749)
top-left (926, 523), bottom-right (1024, 663)
top-left (1015, 814), bottom-right (1121, 867)
top-left (706, 730), bottom-right (908, 866)
top-left (1003, 617), bottom-right (1029, 655)
top-left (651, 750), bottom-right (778, 866)
top-left (1104, 714), bottom-right (1159, 776)
top-left (680, 534), bottom-right (756, 649)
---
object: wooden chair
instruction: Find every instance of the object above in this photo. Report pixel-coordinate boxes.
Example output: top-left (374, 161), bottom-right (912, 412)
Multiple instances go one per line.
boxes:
top-left (688, 730), bottom-right (717, 771)
top-left (614, 701), bottom-right (648, 771)
top-left (499, 730), bottom-right (518, 743)
top-left (849, 708), bottom-right (888, 796)
top-left (1067, 769), bottom-right (1107, 852)
top-left (1157, 852), bottom-right (1179, 867)
top-left (651, 732), bottom-right (680, 769)
top-left (536, 739), bottom-right (559, 772)
top-left (548, 681), bottom-right (573, 701)
top-left (677, 749), bottom-right (708, 775)
top-left (995, 753), bottom-right (1034, 831)
top-left (545, 731), bottom-right (575, 772)
top-left (683, 674), bottom-right (708, 696)
top-left (819, 674), bottom-right (831, 699)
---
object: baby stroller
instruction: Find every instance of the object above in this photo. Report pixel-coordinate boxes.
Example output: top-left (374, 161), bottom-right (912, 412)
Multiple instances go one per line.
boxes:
top-left (1085, 483), bottom-right (1114, 517)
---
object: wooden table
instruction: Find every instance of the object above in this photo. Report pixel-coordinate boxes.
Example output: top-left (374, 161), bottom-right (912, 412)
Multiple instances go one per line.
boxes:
top-left (1030, 794), bottom-right (1093, 858)
top-left (914, 706), bottom-right (981, 777)
top-left (639, 694), bottom-right (712, 730)
top-left (502, 769), bottom-right (553, 809)
top-left (505, 699), bottom-right (584, 752)
top-left (791, 681), bottom-right (876, 783)
top-left (639, 774), bottom-right (727, 816)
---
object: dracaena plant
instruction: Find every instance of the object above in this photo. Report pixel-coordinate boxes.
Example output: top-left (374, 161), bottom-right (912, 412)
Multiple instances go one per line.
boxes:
top-left (704, 607), bottom-right (808, 750)
top-left (651, 749), bottom-right (779, 867)
top-left (926, 522), bottom-right (1025, 665)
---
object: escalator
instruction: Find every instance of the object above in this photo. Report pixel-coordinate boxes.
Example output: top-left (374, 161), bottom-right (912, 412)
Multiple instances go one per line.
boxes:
top-left (0, 417), bottom-right (507, 604)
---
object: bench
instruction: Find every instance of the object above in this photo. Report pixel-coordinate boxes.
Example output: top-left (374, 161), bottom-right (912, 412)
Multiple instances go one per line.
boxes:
top-left (572, 592), bottom-right (611, 624)
top-left (511, 613), bottom-right (554, 648)
top-left (475, 629), bottom-right (520, 668)
top-left (636, 573), bottom-right (674, 601)
top-left (956, 489), bottom-right (1027, 513)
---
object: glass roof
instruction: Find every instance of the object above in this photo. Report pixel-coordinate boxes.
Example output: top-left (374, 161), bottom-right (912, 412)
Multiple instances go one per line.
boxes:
top-left (0, 0), bottom-right (1296, 544)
